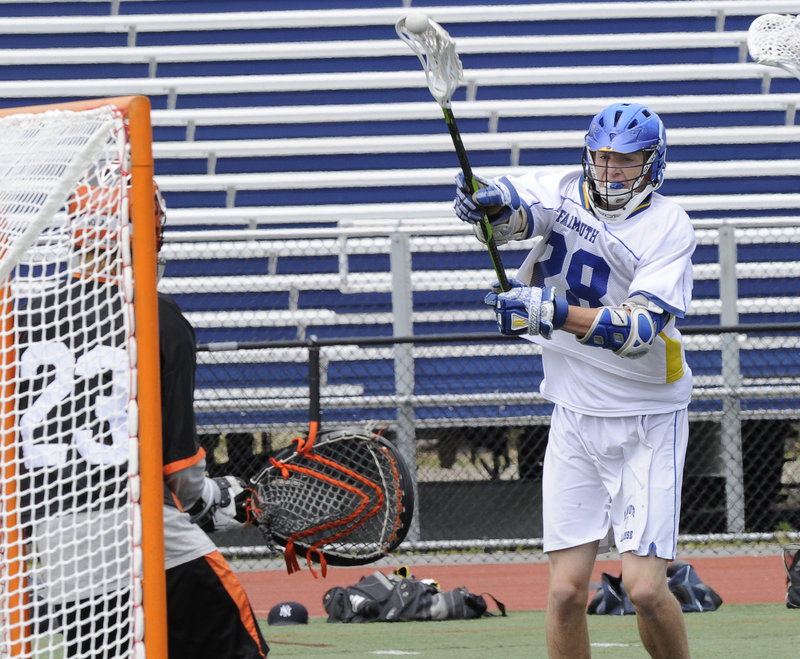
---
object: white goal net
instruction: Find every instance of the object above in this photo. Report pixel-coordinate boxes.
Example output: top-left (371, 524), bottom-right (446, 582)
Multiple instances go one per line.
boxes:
top-left (0, 106), bottom-right (144, 658)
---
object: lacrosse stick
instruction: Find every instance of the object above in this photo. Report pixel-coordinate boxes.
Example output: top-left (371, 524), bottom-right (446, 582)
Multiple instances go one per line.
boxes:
top-left (397, 12), bottom-right (510, 291)
top-left (748, 13), bottom-right (800, 79)
top-left (247, 343), bottom-right (415, 577)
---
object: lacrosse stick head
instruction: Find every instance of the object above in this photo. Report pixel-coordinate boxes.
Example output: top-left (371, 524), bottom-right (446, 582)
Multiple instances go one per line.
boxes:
top-left (250, 426), bottom-right (415, 573)
top-left (396, 13), bottom-right (464, 107)
top-left (748, 13), bottom-right (800, 79)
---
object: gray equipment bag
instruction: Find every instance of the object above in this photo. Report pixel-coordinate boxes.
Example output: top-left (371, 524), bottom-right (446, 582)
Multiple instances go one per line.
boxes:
top-left (323, 568), bottom-right (506, 623)
top-left (784, 544), bottom-right (800, 609)
top-left (588, 561), bottom-right (722, 615)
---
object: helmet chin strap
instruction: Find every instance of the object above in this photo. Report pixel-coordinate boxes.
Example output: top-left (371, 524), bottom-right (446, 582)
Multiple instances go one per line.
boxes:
top-left (589, 185), bottom-right (654, 223)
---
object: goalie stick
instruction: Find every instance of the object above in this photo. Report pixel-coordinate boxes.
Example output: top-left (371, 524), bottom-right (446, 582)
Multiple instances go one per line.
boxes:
top-left (748, 13), bottom-right (800, 79)
top-left (246, 341), bottom-right (415, 576)
top-left (396, 13), bottom-right (511, 292)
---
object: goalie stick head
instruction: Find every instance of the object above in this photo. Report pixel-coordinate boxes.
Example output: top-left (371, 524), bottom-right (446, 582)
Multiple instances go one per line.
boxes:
top-left (581, 102), bottom-right (667, 223)
top-left (250, 426), bottom-right (415, 576)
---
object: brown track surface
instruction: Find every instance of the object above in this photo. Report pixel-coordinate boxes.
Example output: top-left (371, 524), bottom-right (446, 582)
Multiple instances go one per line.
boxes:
top-left (238, 554), bottom-right (787, 618)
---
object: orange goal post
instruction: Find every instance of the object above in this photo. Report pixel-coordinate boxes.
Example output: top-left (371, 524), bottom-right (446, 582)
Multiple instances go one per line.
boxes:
top-left (0, 96), bottom-right (167, 658)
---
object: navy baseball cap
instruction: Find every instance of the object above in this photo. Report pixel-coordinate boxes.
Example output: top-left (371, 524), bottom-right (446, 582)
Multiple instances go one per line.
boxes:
top-left (267, 601), bottom-right (309, 626)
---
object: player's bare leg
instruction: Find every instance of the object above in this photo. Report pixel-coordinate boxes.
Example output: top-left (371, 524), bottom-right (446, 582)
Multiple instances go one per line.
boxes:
top-left (621, 551), bottom-right (691, 659)
top-left (545, 541), bottom-right (598, 659)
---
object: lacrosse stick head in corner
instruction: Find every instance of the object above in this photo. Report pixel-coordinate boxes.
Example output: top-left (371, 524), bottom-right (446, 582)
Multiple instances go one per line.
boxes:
top-left (748, 13), bottom-right (800, 79)
top-left (396, 12), bottom-right (464, 108)
top-left (396, 11), bottom-right (510, 291)
top-left (247, 426), bottom-right (416, 577)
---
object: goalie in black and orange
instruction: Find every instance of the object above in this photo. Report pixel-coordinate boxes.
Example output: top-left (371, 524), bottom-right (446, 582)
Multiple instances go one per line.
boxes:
top-left (18, 174), bottom-right (269, 658)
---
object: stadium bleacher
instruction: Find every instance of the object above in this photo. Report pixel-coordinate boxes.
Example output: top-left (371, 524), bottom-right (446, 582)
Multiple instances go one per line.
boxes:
top-left (2, 2), bottom-right (799, 525)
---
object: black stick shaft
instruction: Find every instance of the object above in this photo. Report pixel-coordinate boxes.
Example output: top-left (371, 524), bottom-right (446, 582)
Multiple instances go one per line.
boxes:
top-left (307, 339), bottom-right (321, 424)
top-left (443, 106), bottom-right (510, 292)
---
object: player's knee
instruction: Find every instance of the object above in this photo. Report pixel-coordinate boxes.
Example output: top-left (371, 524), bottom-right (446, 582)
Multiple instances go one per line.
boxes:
top-left (548, 578), bottom-right (589, 614)
top-left (623, 577), bottom-right (671, 617)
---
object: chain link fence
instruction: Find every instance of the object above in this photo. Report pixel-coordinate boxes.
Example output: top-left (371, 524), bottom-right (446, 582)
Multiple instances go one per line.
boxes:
top-left (159, 221), bottom-right (800, 567)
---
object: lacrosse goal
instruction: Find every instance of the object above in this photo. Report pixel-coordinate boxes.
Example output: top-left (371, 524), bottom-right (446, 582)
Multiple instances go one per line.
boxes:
top-left (0, 96), bottom-right (166, 658)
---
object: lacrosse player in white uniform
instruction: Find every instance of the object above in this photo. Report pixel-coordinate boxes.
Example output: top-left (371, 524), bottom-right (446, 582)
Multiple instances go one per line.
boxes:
top-left (454, 102), bottom-right (695, 659)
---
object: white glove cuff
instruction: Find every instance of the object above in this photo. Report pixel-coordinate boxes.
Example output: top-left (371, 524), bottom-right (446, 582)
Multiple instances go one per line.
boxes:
top-left (526, 287), bottom-right (542, 336)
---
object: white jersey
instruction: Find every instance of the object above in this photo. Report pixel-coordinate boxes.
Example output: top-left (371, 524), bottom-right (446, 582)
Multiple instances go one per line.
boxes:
top-left (508, 168), bottom-right (695, 416)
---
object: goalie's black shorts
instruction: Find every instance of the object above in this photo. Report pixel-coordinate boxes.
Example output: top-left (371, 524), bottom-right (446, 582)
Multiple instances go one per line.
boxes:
top-left (167, 550), bottom-right (269, 658)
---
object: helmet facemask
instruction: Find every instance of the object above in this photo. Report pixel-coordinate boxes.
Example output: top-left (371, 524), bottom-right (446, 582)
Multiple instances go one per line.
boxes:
top-left (153, 182), bottom-right (168, 280)
top-left (66, 174), bottom-right (167, 281)
top-left (582, 147), bottom-right (659, 222)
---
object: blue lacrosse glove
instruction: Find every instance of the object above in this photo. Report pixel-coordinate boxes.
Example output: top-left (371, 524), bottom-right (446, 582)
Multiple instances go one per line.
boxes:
top-left (453, 172), bottom-right (520, 225)
top-left (454, 171), bottom-right (490, 223)
top-left (484, 279), bottom-right (569, 338)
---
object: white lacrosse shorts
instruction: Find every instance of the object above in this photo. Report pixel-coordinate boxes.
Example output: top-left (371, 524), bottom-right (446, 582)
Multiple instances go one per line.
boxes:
top-left (541, 405), bottom-right (689, 559)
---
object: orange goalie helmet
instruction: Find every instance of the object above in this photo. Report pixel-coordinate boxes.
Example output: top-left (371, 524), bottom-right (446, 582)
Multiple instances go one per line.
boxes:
top-left (67, 179), bottom-right (166, 252)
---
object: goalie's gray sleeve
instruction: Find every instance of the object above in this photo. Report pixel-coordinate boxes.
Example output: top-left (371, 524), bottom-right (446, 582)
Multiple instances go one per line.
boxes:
top-left (184, 477), bottom-right (220, 530)
top-left (165, 454), bottom-right (226, 531)
top-left (166, 456), bottom-right (208, 511)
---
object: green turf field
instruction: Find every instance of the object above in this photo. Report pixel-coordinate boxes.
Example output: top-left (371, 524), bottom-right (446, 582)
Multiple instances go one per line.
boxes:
top-left (260, 603), bottom-right (800, 658)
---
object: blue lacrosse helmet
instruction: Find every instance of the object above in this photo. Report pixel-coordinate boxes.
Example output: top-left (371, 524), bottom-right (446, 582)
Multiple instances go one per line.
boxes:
top-left (582, 102), bottom-right (667, 222)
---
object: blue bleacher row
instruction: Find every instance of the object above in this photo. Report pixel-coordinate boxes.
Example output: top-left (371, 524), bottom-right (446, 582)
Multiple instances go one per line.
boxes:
top-left (0, 31), bottom-right (762, 81)
top-left (1, 2), bottom-right (795, 48)
top-left (1, 6), bottom-right (798, 213)
top-left (2, 1), bottom-right (798, 431)
top-left (192, 341), bottom-right (800, 431)
top-left (160, 221), bottom-right (800, 327)
top-left (146, 128), bottom-right (800, 179)
top-left (163, 235), bottom-right (800, 334)
top-left (2, 62), bottom-right (798, 112)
